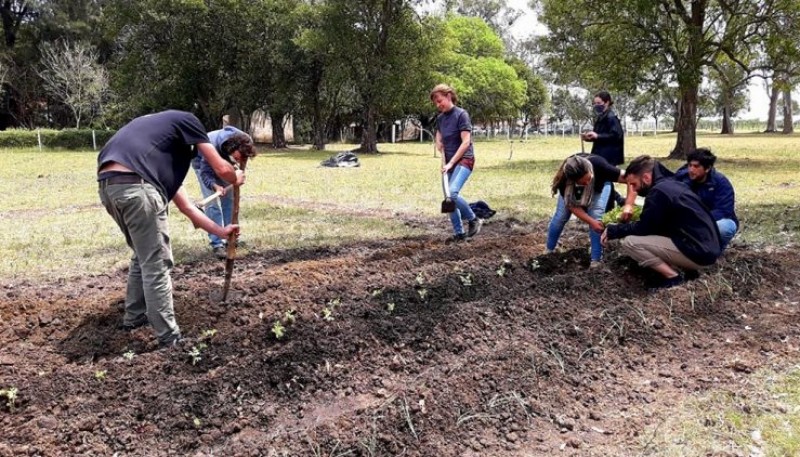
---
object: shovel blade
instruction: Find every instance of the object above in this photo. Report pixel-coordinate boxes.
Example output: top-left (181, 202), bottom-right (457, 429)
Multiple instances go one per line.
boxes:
top-left (441, 198), bottom-right (456, 213)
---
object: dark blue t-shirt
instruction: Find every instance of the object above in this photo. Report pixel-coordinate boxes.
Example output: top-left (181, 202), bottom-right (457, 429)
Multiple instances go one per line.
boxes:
top-left (98, 110), bottom-right (210, 200)
top-left (436, 106), bottom-right (474, 163)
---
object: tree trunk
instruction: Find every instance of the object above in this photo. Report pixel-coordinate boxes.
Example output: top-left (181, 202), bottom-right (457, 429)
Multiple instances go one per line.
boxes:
top-left (357, 104), bottom-right (378, 153)
top-left (782, 88), bottom-right (794, 134)
top-left (765, 83), bottom-right (779, 132)
top-left (720, 103), bottom-right (733, 134)
top-left (669, 84), bottom-right (698, 160)
top-left (671, 99), bottom-right (680, 133)
top-left (311, 99), bottom-right (326, 151)
top-left (270, 111), bottom-right (287, 148)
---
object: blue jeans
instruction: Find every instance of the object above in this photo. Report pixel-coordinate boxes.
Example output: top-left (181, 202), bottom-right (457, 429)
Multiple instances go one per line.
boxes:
top-left (546, 182), bottom-right (612, 261)
top-left (447, 165), bottom-right (476, 235)
top-left (717, 218), bottom-right (737, 250)
top-left (193, 168), bottom-right (232, 248)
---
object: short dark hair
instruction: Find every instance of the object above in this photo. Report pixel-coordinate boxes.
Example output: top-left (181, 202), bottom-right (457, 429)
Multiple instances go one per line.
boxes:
top-left (625, 155), bottom-right (655, 177)
top-left (686, 148), bottom-right (716, 169)
top-left (594, 90), bottom-right (613, 106)
top-left (221, 133), bottom-right (256, 160)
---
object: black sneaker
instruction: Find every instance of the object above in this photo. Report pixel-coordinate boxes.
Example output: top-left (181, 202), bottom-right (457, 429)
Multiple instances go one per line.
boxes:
top-left (445, 233), bottom-right (467, 244)
top-left (467, 218), bottom-right (482, 237)
top-left (158, 333), bottom-right (182, 350)
top-left (648, 273), bottom-right (685, 291)
top-left (118, 314), bottom-right (149, 331)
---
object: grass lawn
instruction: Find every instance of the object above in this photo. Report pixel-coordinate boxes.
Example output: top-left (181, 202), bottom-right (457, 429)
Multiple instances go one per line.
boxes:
top-left (1, 131), bottom-right (799, 454)
top-left (1, 132), bottom-right (798, 281)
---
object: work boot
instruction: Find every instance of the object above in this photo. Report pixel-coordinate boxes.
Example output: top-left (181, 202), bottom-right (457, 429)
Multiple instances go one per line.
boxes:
top-left (445, 233), bottom-right (467, 244)
top-left (118, 314), bottom-right (149, 331)
top-left (467, 218), bottom-right (482, 238)
top-left (212, 245), bottom-right (227, 259)
top-left (158, 332), bottom-right (183, 350)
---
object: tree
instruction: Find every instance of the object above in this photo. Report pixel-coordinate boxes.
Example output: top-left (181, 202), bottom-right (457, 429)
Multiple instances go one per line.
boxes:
top-left (708, 55), bottom-right (750, 134)
top-left (39, 40), bottom-right (108, 128)
top-left (0, 0), bottom-right (36, 48)
top-left (533, 0), bottom-right (774, 159)
top-left (315, 0), bottom-right (436, 153)
top-left (508, 57), bottom-right (548, 136)
top-left (435, 16), bottom-right (526, 129)
top-left (445, 0), bottom-right (523, 49)
top-left (758, 0), bottom-right (800, 133)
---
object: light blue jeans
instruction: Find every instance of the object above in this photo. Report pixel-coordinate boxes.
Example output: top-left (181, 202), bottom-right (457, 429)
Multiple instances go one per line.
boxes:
top-left (448, 165), bottom-right (476, 235)
top-left (546, 182), bottom-right (612, 261)
top-left (193, 168), bottom-right (233, 248)
top-left (717, 218), bottom-right (737, 250)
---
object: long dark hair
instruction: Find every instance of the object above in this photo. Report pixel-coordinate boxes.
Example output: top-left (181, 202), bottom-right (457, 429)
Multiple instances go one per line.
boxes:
top-left (551, 155), bottom-right (592, 196)
top-left (595, 90), bottom-right (614, 107)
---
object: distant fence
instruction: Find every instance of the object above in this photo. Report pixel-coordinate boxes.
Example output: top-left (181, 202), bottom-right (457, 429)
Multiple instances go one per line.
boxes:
top-left (0, 129), bottom-right (117, 150)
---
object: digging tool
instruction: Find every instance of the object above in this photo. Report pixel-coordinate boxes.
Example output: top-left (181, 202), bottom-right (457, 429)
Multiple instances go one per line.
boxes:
top-left (441, 171), bottom-right (456, 213)
top-left (195, 185), bottom-right (233, 210)
top-left (222, 161), bottom-right (245, 301)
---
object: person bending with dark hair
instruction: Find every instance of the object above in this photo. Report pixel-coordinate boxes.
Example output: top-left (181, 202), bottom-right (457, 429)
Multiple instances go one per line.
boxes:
top-left (601, 155), bottom-right (722, 289)
top-left (674, 148), bottom-right (738, 250)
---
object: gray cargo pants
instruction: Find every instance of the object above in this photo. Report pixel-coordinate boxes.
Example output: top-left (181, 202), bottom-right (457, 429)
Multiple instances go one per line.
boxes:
top-left (99, 180), bottom-right (180, 343)
top-left (620, 235), bottom-right (703, 271)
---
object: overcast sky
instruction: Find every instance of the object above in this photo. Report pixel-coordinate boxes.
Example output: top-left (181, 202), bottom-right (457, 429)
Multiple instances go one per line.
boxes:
top-left (506, 0), bottom-right (772, 120)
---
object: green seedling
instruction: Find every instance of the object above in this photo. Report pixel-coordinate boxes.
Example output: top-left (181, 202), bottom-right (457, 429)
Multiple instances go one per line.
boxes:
top-left (371, 288), bottom-right (384, 297)
top-left (387, 302), bottom-right (396, 313)
top-left (193, 417), bottom-right (202, 428)
top-left (601, 205), bottom-right (642, 224)
top-left (417, 288), bottom-right (427, 300)
top-left (322, 307), bottom-right (334, 321)
top-left (122, 350), bottom-right (135, 361)
top-left (187, 343), bottom-right (207, 365)
top-left (200, 329), bottom-right (218, 340)
top-left (94, 370), bottom-right (107, 381)
top-left (497, 256), bottom-right (513, 277)
top-left (283, 309), bottom-right (296, 324)
top-left (0, 387), bottom-right (18, 411)
top-left (529, 259), bottom-right (540, 271)
top-left (458, 271), bottom-right (473, 287)
top-left (415, 272), bottom-right (425, 286)
top-left (272, 320), bottom-right (286, 339)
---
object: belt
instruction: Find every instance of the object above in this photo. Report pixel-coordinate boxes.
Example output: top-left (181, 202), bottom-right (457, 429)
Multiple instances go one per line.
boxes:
top-left (100, 174), bottom-right (144, 186)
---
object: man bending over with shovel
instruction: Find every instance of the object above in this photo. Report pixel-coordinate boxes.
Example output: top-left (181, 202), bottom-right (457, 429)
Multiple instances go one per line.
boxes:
top-left (97, 110), bottom-right (245, 348)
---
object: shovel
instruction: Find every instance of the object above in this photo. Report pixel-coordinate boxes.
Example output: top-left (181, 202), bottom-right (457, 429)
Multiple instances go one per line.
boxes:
top-left (441, 172), bottom-right (456, 213)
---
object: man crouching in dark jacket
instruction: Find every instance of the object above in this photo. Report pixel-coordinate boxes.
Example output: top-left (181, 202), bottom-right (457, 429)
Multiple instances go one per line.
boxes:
top-left (601, 155), bottom-right (722, 290)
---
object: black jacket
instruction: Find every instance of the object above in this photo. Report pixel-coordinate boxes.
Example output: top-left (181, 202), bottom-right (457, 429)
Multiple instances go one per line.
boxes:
top-left (590, 110), bottom-right (624, 166)
top-left (606, 162), bottom-right (722, 266)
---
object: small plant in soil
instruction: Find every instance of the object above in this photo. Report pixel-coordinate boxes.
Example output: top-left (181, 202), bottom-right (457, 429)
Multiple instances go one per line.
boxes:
top-left (193, 417), bottom-right (202, 428)
top-left (272, 320), bottom-right (286, 339)
top-left (371, 288), bottom-right (383, 298)
top-left (200, 329), bottom-right (218, 340)
top-left (187, 343), bottom-right (207, 366)
top-left (321, 307), bottom-right (334, 321)
top-left (122, 350), bottom-right (135, 361)
top-left (387, 302), bottom-right (396, 313)
top-left (94, 370), bottom-right (107, 382)
top-left (283, 309), bottom-right (296, 324)
top-left (497, 255), bottom-right (513, 277)
top-left (529, 259), bottom-right (540, 271)
top-left (415, 272), bottom-right (425, 286)
top-left (417, 288), bottom-right (427, 300)
top-left (0, 387), bottom-right (18, 411)
top-left (456, 268), bottom-right (473, 287)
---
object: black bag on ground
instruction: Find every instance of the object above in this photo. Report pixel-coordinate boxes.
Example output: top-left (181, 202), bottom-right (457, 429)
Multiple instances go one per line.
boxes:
top-left (469, 200), bottom-right (496, 219)
top-left (321, 151), bottom-right (360, 168)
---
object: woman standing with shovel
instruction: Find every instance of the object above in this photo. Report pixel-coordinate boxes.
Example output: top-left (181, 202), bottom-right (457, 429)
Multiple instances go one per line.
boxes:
top-left (430, 84), bottom-right (482, 243)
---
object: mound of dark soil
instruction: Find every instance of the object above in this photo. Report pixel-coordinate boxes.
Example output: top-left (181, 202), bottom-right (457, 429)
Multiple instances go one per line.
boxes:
top-left (0, 222), bottom-right (798, 456)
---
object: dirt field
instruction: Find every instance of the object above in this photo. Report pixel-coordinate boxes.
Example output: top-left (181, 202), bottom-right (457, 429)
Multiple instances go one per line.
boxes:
top-left (1, 220), bottom-right (798, 456)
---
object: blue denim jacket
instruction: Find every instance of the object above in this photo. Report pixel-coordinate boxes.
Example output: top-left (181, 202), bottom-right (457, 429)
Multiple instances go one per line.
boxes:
top-left (191, 126), bottom-right (246, 189)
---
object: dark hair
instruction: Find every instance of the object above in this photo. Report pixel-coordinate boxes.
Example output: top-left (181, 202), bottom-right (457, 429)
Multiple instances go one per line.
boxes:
top-left (686, 148), bottom-right (716, 169)
top-left (594, 90), bottom-right (613, 107)
top-left (221, 133), bottom-right (257, 160)
top-left (625, 155), bottom-right (655, 177)
top-left (551, 155), bottom-right (592, 196)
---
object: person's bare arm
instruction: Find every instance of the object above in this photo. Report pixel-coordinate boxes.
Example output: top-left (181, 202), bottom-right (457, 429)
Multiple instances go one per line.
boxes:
top-left (173, 187), bottom-right (239, 238)
top-left (569, 205), bottom-right (604, 233)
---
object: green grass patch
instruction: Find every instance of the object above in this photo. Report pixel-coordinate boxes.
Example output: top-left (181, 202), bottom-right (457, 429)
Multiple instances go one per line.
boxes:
top-left (1, 133), bottom-right (799, 280)
top-left (645, 366), bottom-right (800, 456)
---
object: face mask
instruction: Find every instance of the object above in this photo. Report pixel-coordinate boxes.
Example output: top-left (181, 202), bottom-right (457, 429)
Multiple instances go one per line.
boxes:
top-left (593, 104), bottom-right (605, 115)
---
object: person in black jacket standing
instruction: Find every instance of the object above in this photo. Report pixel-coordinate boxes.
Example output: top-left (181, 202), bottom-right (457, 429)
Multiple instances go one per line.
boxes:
top-left (602, 155), bottom-right (722, 290)
top-left (582, 90), bottom-right (625, 208)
